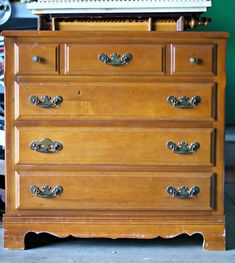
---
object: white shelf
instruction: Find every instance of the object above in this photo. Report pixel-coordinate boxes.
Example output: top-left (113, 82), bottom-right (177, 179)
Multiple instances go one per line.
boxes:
top-left (26, 0), bottom-right (212, 14)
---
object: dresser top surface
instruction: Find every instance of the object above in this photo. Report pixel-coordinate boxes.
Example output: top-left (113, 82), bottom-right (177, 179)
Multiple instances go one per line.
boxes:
top-left (2, 30), bottom-right (229, 39)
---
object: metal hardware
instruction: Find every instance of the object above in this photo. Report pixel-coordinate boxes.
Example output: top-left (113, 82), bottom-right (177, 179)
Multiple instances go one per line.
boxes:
top-left (30, 185), bottom-right (63, 198)
top-left (185, 17), bottom-right (211, 30)
top-left (32, 56), bottom-right (41, 63)
top-left (166, 185), bottom-right (200, 199)
top-left (189, 56), bottom-right (199, 64)
top-left (167, 96), bottom-right (201, 108)
top-left (30, 138), bottom-right (63, 153)
top-left (29, 95), bottom-right (63, 108)
top-left (166, 141), bottom-right (200, 154)
top-left (98, 53), bottom-right (132, 66)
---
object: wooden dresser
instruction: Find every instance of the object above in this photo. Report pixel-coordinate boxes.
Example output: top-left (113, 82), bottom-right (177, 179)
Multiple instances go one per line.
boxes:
top-left (3, 31), bottom-right (228, 250)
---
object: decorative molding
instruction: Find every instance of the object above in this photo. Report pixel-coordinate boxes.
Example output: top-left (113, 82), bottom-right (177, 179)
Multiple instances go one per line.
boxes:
top-left (3, 215), bottom-right (225, 250)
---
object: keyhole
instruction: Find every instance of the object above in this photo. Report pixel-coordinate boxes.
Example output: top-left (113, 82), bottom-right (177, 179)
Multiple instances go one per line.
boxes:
top-left (77, 90), bottom-right (81, 96)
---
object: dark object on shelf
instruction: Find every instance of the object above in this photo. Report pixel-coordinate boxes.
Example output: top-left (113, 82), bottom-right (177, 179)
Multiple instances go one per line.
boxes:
top-left (0, 200), bottom-right (4, 217)
top-left (0, 145), bottom-right (4, 159)
top-left (0, 95), bottom-right (4, 130)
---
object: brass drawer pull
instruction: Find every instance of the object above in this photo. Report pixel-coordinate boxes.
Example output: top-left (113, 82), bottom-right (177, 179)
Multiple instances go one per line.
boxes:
top-left (30, 185), bottom-right (63, 198)
top-left (167, 96), bottom-right (201, 108)
top-left (166, 141), bottom-right (200, 154)
top-left (189, 56), bottom-right (200, 64)
top-left (32, 56), bottom-right (42, 63)
top-left (98, 53), bottom-right (132, 66)
top-left (30, 138), bottom-right (63, 153)
top-left (29, 95), bottom-right (63, 108)
top-left (166, 185), bottom-right (200, 199)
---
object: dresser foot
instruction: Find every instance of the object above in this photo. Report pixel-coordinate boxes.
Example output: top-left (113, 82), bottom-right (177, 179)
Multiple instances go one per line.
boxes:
top-left (4, 233), bottom-right (26, 250)
top-left (3, 217), bottom-right (26, 250)
top-left (203, 231), bottom-right (226, 251)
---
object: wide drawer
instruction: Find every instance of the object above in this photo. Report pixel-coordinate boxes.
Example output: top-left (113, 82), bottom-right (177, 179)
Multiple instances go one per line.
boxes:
top-left (16, 171), bottom-right (216, 211)
top-left (170, 44), bottom-right (217, 76)
top-left (16, 127), bottom-right (215, 167)
top-left (14, 43), bottom-right (59, 75)
top-left (64, 44), bottom-right (165, 75)
top-left (15, 82), bottom-right (216, 121)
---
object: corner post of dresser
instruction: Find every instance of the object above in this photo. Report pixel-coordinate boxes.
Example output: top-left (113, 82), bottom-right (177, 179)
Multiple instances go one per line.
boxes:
top-left (3, 228), bottom-right (26, 250)
top-left (202, 227), bottom-right (226, 251)
top-left (3, 216), bottom-right (27, 250)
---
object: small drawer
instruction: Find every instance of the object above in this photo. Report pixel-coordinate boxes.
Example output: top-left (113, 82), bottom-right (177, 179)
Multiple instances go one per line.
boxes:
top-left (170, 44), bottom-right (217, 76)
top-left (14, 43), bottom-right (59, 75)
top-left (15, 82), bottom-right (216, 121)
top-left (16, 171), bottom-right (216, 211)
top-left (16, 127), bottom-right (215, 167)
top-left (64, 44), bottom-right (165, 75)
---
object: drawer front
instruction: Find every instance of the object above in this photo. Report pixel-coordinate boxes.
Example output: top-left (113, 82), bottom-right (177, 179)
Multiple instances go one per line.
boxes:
top-left (170, 44), bottom-right (217, 76)
top-left (14, 43), bottom-right (59, 75)
top-left (16, 127), bottom-right (215, 166)
top-left (15, 83), bottom-right (216, 121)
top-left (64, 44), bottom-right (165, 75)
top-left (16, 171), bottom-right (215, 211)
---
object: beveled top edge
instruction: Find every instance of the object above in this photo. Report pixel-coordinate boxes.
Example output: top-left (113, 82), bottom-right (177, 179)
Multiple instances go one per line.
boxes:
top-left (1, 30), bottom-right (229, 39)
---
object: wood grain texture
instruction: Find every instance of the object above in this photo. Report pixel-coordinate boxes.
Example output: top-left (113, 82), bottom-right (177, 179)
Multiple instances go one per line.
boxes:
top-left (15, 82), bottom-right (216, 121)
top-left (64, 44), bottom-right (165, 75)
top-left (15, 127), bottom-right (214, 166)
top-left (170, 44), bottom-right (217, 76)
top-left (3, 216), bottom-right (225, 250)
top-left (14, 43), bottom-right (59, 75)
top-left (2, 31), bottom-right (229, 39)
top-left (15, 171), bottom-right (215, 211)
top-left (3, 31), bottom-right (228, 250)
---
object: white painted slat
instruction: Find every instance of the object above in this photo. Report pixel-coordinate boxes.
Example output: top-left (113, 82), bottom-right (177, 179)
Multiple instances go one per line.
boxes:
top-left (26, 0), bottom-right (212, 14)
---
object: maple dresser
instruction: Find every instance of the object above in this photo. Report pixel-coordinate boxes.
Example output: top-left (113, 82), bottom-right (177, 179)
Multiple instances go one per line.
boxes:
top-left (3, 31), bottom-right (228, 250)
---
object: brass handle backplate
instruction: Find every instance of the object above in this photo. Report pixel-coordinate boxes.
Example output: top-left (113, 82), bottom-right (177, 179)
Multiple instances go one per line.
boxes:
top-left (167, 141), bottom-right (200, 154)
top-left (189, 56), bottom-right (200, 64)
top-left (98, 53), bottom-right (132, 66)
top-left (30, 138), bottom-right (63, 153)
top-left (166, 185), bottom-right (200, 199)
top-left (29, 95), bottom-right (63, 108)
top-left (30, 185), bottom-right (63, 198)
top-left (167, 96), bottom-right (201, 108)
